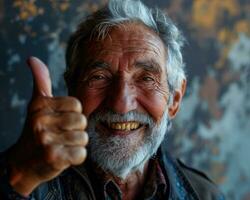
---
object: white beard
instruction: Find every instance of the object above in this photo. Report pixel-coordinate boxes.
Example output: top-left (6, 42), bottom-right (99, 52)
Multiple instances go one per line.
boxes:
top-left (86, 110), bottom-right (170, 179)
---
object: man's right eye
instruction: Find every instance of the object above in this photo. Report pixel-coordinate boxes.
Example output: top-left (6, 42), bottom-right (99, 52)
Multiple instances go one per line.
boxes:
top-left (87, 73), bottom-right (111, 89)
top-left (90, 75), bottom-right (105, 80)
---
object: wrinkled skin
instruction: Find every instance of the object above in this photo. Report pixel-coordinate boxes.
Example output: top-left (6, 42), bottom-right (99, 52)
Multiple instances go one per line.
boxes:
top-left (74, 23), bottom-right (185, 200)
top-left (7, 57), bottom-right (88, 196)
top-left (76, 23), bottom-right (169, 122)
top-left (6, 23), bottom-right (185, 199)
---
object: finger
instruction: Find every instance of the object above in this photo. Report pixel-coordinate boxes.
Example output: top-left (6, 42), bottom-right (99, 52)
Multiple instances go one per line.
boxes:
top-left (32, 112), bottom-right (87, 132)
top-left (57, 113), bottom-right (87, 131)
top-left (43, 145), bottom-right (86, 169)
top-left (43, 144), bottom-right (70, 170)
top-left (39, 130), bottom-right (88, 147)
top-left (29, 96), bottom-right (82, 114)
top-left (27, 56), bottom-right (52, 98)
top-left (65, 146), bottom-right (87, 165)
top-left (63, 131), bottom-right (89, 146)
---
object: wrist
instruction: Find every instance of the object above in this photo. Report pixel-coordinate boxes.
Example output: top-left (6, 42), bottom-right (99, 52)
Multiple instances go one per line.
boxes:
top-left (5, 146), bottom-right (41, 197)
top-left (8, 161), bottom-right (40, 196)
top-left (0, 151), bottom-right (32, 199)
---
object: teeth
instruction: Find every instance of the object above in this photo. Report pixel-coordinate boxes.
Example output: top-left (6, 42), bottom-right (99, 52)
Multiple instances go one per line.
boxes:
top-left (108, 122), bottom-right (140, 131)
top-left (122, 123), bottom-right (126, 130)
top-left (126, 123), bottom-right (130, 130)
top-left (134, 123), bottom-right (139, 129)
top-left (117, 124), bottom-right (121, 130)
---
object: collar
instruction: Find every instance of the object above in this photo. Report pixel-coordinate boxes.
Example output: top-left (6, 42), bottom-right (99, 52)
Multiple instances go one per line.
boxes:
top-left (142, 157), bottom-right (167, 199)
top-left (71, 147), bottom-right (201, 200)
top-left (82, 157), bottom-right (168, 200)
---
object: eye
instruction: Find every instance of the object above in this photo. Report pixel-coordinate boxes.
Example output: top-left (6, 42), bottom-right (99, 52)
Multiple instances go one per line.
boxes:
top-left (90, 75), bottom-right (106, 80)
top-left (142, 76), bottom-right (155, 82)
top-left (87, 72), bottom-right (111, 89)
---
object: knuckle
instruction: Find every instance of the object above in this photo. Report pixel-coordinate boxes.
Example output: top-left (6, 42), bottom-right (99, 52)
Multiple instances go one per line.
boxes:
top-left (62, 113), bottom-right (74, 124)
top-left (64, 131), bottom-right (78, 143)
top-left (65, 113), bottom-right (86, 127)
top-left (44, 145), bottom-right (60, 165)
top-left (64, 131), bottom-right (74, 141)
top-left (70, 147), bottom-right (87, 165)
top-left (80, 148), bottom-right (87, 161)
top-left (74, 132), bottom-right (88, 146)
top-left (29, 97), bottom-right (47, 113)
top-left (79, 114), bottom-right (87, 128)
top-left (82, 132), bottom-right (89, 146)
top-left (69, 97), bottom-right (82, 112)
top-left (64, 131), bottom-right (87, 146)
top-left (37, 131), bottom-right (51, 145)
top-left (32, 115), bottom-right (47, 132)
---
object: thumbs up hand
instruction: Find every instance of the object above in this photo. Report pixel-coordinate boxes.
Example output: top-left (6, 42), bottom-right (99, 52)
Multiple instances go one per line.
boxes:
top-left (28, 56), bottom-right (52, 97)
top-left (6, 57), bottom-right (88, 196)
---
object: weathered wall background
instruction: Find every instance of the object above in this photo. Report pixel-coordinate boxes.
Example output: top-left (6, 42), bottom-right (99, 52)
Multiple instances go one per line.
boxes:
top-left (0, 0), bottom-right (249, 199)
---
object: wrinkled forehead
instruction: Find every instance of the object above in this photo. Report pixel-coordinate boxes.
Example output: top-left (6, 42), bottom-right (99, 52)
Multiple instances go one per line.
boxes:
top-left (87, 22), bottom-right (167, 59)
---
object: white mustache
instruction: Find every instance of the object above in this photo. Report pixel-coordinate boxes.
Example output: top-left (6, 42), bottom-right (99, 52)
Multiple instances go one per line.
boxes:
top-left (88, 110), bottom-right (155, 127)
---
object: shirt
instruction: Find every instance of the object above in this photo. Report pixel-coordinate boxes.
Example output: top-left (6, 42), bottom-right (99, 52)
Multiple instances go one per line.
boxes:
top-left (0, 147), bottom-right (226, 200)
top-left (83, 157), bottom-right (168, 200)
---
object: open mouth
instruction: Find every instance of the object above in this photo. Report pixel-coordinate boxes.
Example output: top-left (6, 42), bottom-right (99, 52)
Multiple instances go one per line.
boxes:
top-left (102, 121), bottom-right (142, 132)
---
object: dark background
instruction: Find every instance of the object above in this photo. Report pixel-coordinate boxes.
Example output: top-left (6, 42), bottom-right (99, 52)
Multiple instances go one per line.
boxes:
top-left (0, 0), bottom-right (250, 199)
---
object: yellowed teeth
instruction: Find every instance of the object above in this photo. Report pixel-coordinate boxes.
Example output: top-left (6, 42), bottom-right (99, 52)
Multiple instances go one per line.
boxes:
top-left (109, 122), bottom-right (140, 131)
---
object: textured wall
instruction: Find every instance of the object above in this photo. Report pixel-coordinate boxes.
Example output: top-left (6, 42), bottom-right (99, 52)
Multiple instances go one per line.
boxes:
top-left (0, 0), bottom-right (249, 199)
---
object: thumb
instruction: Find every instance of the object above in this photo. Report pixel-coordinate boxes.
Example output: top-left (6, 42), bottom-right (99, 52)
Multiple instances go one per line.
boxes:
top-left (27, 56), bottom-right (53, 97)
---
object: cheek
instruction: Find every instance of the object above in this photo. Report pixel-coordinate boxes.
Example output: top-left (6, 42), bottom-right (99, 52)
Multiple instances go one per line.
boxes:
top-left (76, 87), bottom-right (107, 117)
top-left (138, 89), bottom-right (168, 123)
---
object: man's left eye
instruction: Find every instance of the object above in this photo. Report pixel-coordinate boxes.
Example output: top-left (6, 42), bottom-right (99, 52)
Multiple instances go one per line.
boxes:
top-left (142, 76), bottom-right (154, 82)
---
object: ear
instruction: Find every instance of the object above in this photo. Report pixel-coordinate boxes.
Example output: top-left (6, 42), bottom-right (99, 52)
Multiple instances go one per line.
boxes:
top-left (168, 79), bottom-right (186, 119)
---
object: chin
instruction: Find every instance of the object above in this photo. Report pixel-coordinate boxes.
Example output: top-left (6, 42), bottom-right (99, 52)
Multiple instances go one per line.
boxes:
top-left (86, 110), bottom-right (170, 179)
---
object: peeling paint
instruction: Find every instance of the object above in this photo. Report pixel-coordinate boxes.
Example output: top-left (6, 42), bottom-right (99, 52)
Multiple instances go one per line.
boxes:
top-left (1, 1), bottom-right (250, 199)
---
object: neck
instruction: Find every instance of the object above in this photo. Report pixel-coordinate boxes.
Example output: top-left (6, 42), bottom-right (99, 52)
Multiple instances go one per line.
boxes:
top-left (90, 160), bottom-right (150, 200)
top-left (113, 161), bottom-right (149, 200)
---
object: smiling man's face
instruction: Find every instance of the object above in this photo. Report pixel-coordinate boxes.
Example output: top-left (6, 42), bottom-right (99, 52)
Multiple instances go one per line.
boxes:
top-left (75, 23), bottom-right (171, 177)
top-left (77, 23), bottom-right (169, 124)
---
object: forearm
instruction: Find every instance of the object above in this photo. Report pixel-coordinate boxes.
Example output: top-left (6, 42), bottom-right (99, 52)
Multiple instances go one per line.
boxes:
top-left (8, 164), bottom-right (41, 197)
top-left (0, 151), bottom-right (32, 200)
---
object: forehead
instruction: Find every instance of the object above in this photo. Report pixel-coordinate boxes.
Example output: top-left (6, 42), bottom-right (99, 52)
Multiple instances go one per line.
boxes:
top-left (86, 23), bottom-right (166, 67)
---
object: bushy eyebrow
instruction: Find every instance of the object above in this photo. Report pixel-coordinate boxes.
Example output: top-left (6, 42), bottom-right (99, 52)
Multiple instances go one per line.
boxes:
top-left (87, 60), bottom-right (110, 70)
top-left (78, 60), bottom-right (110, 82)
top-left (135, 60), bottom-right (163, 74)
top-left (84, 59), bottom-right (163, 74)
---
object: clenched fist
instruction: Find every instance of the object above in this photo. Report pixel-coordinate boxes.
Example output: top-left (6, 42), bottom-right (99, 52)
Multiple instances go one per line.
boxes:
top-left (6, 57), bottom-right (88, 196)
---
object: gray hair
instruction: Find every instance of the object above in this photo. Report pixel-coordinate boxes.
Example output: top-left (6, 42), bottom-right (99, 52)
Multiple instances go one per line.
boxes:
top-left (65, 0), bottom-right (186, 95)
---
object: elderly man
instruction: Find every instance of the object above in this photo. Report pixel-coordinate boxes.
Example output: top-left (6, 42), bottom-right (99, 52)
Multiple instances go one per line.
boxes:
top-left (0, 0), bottom-right (224, 199)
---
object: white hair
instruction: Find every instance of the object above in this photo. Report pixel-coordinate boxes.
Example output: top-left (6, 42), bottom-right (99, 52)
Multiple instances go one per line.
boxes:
top-left (65, 0), bottom-right (186, 95)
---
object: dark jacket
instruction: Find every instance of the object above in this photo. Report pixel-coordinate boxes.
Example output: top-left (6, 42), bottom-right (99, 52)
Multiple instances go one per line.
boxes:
top-left (0, 146), bottom-right (225, 200)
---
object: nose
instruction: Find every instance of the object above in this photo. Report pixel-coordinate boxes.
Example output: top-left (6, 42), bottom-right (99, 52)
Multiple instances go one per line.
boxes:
top-left (106, 79), bottom-right (137, 114)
